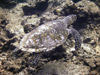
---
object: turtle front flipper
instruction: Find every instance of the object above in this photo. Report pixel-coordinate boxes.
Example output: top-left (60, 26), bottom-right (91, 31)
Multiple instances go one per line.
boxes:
top-left (67, 28), bottom-right (82, 50)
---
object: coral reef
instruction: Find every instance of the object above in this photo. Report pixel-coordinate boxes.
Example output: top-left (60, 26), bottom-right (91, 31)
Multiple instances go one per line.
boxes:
top-left (0, 0), bottom-right (100, 75)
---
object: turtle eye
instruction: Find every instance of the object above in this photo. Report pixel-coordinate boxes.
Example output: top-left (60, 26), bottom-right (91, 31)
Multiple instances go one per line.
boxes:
top-left (71, 15), bottom-right (77, 22)
top-left (67, 14), bottom-right (77, 23)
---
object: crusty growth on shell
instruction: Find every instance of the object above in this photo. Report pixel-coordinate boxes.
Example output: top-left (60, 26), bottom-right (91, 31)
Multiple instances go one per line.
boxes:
top-left (19, 14), bottom-right (81, 53)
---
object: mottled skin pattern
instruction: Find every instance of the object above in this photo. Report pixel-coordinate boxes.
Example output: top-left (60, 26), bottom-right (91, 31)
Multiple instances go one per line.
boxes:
top-left (19, 14), bottom-right (81, 53)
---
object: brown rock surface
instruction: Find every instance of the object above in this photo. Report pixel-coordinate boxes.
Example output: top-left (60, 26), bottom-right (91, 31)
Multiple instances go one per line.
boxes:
top-left (0, 0), bottom-right (100, 75)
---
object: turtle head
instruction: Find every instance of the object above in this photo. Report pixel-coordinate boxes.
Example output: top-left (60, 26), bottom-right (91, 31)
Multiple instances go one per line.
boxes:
top-left (63, 14), bottom-right (77, 26)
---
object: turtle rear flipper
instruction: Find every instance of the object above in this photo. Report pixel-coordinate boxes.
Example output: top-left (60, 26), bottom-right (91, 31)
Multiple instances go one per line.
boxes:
top-left (67, 28), bottom-right (82, 50)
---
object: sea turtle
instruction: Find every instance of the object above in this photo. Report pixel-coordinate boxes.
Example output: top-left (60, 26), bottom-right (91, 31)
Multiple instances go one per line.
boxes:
top-left (16, 14), bottom-right (81, 53)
